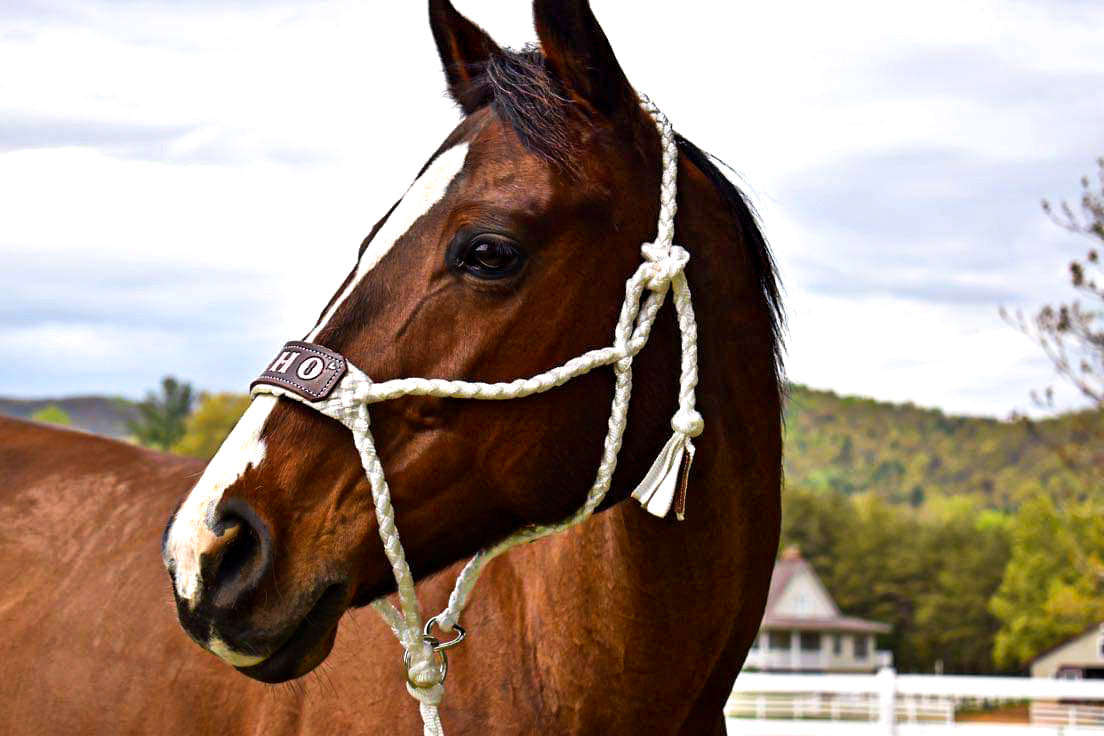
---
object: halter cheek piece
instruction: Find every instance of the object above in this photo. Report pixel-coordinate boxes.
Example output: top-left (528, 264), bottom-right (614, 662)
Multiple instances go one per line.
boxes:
top-left (250, 98), bottom-right (701, 736)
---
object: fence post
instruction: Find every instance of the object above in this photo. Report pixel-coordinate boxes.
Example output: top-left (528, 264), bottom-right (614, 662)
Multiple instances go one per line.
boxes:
top-left (877, 667), bottom-right (897, 736)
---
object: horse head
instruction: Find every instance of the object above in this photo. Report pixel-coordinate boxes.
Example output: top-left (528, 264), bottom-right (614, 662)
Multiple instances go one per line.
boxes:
top-left (163, 0), bottom-right (783, 689)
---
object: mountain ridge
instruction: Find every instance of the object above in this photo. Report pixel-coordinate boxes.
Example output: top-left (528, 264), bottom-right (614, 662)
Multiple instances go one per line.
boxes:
top-left (2, 384), bottom-right (1097, 510)
top-left (784, 384), bottom-right (1099, 509)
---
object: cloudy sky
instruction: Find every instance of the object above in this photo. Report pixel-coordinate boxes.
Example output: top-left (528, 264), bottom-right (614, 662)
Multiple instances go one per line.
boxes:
top-left (1, 0), bottom-right (1102, 417)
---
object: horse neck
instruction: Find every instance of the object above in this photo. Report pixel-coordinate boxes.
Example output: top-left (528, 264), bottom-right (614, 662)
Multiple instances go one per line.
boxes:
top-left (463, 148), bottom-right (783, 727)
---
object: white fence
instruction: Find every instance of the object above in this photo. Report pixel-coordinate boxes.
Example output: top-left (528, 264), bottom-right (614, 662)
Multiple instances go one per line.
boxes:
top-left (727, 669), bottom-right (1104, 735)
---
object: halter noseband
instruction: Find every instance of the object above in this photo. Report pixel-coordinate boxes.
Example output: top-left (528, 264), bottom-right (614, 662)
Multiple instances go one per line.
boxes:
top-left (249, 97), bottom-right (701, 736)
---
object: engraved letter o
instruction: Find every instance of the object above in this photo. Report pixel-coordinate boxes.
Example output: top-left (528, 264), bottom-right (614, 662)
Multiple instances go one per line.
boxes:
top-left (297, 356), bottom-right (325, 381)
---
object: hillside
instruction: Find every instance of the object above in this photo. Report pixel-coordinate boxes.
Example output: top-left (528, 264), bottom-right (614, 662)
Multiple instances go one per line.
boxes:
top-left (784, 385), bottom-right (1100, 509)
top-left (0, 396), bottom-right (137, 438)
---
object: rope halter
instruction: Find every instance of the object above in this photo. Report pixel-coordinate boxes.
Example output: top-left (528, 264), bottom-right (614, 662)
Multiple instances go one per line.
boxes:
top-left (248, 96), bottom-right (701, 736)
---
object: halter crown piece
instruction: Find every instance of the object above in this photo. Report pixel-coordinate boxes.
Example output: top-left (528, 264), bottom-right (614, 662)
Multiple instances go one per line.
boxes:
top-left (250, 97), bottom-right (701, 736)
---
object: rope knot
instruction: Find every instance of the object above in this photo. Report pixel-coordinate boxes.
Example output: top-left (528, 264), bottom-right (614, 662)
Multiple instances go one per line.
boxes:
top-left (640, 243), bottom-right (689, 291)
top-left (671, 408), bottom-right (704, 437)
top-left (403, 640), bottom-right (446, 705)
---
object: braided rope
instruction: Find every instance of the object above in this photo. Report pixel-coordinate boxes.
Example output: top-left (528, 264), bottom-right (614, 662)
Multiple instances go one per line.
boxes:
top-left (250, 98), bottom-right (699, 736)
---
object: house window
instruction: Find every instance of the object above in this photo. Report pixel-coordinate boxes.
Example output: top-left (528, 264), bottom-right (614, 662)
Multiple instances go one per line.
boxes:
top-left (768, 632), bottom-right (790, 651)
top-left (854, 635), bottom-right (869, 659)
top-left (833, 634), bottom-right (843, 655)
top-left (1057, 666), bottom-right (1083, 680)
top-left (794, 594), bottom-right (810, 615)
top-left (800, 632), bottom-right (821, 651)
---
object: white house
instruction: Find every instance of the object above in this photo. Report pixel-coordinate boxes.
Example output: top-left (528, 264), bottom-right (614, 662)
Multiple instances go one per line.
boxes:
top-left (1030, 623), bottom-right (1104, 679)
top-left (744, 547), bottom-right (892, 673)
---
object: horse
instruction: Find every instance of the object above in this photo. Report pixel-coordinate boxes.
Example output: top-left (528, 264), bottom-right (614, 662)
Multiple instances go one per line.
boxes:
top-left (5, 1), bottom-right (783, 733)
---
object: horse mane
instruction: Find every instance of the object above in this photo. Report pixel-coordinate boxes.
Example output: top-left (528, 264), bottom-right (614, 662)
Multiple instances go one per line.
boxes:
top-left (459, 46), bottom-right (785, 385)
top-left (674, 134), bottom-right (786, 381)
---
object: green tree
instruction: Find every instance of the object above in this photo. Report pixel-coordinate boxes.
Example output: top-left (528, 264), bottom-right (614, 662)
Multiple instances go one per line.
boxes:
top-left (781, 487), bottom-right (1011, 674)
top-left (988, 159), bottom-right (1104, 669)
top-left (829, 494), bottom-right (929, 671)
top-left (173, 393), bottom-right (250, 459)
top-left (127, 376), bottom-right (195, 450)
top-left (30, 405), bottom-right (72, 426)
top-left (911, 502), bottom-right (1011, 674)
top-left (990, 495), bottom-right (1104, 669)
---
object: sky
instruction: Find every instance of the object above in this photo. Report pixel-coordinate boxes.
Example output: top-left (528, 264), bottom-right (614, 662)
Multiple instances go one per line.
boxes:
top-left (1, 0), bottom-right (1102, 418)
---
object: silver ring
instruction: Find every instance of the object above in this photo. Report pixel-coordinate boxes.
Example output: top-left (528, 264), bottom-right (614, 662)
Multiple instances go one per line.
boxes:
top-left (423, 616), bottom-right (466, 651)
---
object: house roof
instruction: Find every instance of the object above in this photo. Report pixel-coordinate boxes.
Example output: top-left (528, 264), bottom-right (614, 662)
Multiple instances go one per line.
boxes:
top-left (1028, 622), bottom-right (1103, 666)
top-left (762, 547), bottom-right (890, 635)
top-left (761, 615), bottom-right (891, 634)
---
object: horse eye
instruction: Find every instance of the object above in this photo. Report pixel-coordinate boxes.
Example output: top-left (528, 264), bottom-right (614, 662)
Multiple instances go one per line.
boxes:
top-left (461, 236), bottom-right (523, 279)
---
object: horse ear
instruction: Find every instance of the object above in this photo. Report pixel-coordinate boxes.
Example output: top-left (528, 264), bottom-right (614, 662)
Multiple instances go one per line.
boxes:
top-left (533, 0), bottom-right (639, 122)
top-left (429, 0), bottom-right (503, 113)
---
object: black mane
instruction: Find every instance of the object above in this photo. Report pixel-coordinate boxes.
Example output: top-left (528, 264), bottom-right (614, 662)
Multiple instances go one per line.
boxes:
top-left (675, 134), bottom-right (786, 379)
top-left (460, 47), bottom-right (785, 380)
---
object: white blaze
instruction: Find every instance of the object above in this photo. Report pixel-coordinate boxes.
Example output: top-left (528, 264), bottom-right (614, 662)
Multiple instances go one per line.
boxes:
top-left (165, 394), bottom-right (276, 603)
top-left (305, 142), bottom-right (470, 341)
top-left (164, 143), bottom-right (470, 652)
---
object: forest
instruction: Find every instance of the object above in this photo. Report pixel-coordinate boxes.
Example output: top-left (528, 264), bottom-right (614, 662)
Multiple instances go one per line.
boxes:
top-left (782, 385), bottom-right (1102, 673)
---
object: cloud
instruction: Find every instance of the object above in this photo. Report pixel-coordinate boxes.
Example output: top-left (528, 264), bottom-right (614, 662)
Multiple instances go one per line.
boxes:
top-left (1, 0), bottom-right (1103, 417)
top-left (0, 321), bottom-right (278, 398)
top-left (0, 250), bottom-right (294, 397)
top-left (0, 112), bottom-right (191, 156)
top-left (0, 251), bottom-right (272, 330)
top-left (774, 147), bottom-right (1094, 304)
top-left (0, 111), bottom-right (333, 165)
top-left (861, 46), bottom-right (1102, 112)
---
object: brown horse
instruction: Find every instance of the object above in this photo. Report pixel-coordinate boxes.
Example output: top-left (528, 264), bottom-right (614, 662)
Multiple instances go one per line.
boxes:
top-left (162, 0), bottom-right (783, 731)
top-left (4, 1), bottom-right (782, 733)
top-left (0, 416), bottom-right (569, 735)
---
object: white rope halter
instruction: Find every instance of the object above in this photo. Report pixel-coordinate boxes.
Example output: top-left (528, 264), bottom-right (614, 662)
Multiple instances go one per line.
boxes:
top-left (250, 97), bottom-right (701, 736)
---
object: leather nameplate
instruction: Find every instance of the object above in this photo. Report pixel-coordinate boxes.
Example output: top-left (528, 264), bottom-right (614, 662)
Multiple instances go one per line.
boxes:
top-left (251, 341), bottom-right (347, 401)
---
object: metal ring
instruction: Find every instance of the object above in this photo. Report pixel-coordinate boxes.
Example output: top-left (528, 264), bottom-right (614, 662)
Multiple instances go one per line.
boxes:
top-left (423, 616), bottom-right (466, 651)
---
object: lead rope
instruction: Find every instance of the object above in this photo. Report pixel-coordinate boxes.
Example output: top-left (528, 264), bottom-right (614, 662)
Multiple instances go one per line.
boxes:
top-left (251, 97), bottom-right (701, 736)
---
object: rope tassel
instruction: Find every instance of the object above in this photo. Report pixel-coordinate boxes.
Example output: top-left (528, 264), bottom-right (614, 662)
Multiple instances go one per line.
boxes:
top-left (630, 431), bottom-right (694, 520)
top-left (631, 408), bottom-right (703, 520)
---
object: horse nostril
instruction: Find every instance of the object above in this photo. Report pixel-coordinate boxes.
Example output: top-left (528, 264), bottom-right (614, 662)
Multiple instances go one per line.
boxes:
top-left (212, 519), bottom-right (251, 590)
top-left (201, 500), bottom-right (272, 609)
